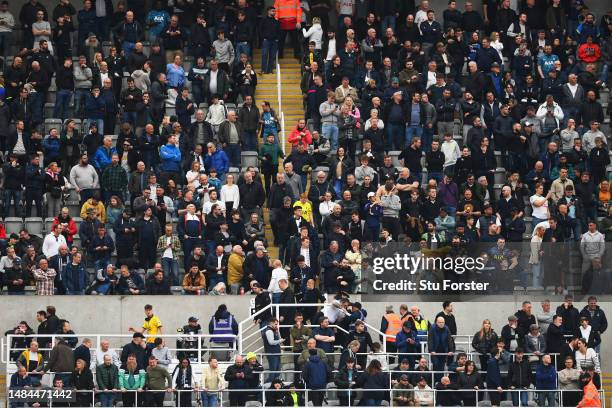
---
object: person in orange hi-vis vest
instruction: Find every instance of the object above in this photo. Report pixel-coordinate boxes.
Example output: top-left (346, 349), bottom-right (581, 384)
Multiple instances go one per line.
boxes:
top-left (577, 373), bottom-right (602, 408)
top-left (273, 0), bottom-right (302, 59)
top-left (380, 305), bottom-right (402, 358)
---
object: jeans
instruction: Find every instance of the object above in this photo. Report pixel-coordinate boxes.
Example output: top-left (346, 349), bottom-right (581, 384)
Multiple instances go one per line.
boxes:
top-left (0, 31), bottom-right (10, 61)
top-left (243, 130), bottom-right (257, 151)
top-left (261, 39), bottom-right (278, 73)
top-left (3, 189), bottom-right (21, 217)
top-left (386, 123), bottom-right (404, 151)
top-left (85, 118), bottom-right (104, 136)
top-left (75, 88), bottom-right (90, 118)
top-left (361, 399), bottom-right (382, 406)
top-left (95, 258), bottom-right (111, 273)
top-left (208, 274), bottom-right (225, 291)
top-left (182, 237), bottom-right (201, 271)
top-left (537, 391), bottom-right (556, 406)
top-left (54, 89), bottom-right (73, 121)
top-left (200, 392), bottom-right (219, 407)
top-left (66, 290), bottom-right (85, 295)
top-left (531, 263), bottom-right (542, 288)
top-left (122, 111), bottom-right (137, 126)
top-left (405, 124), bottom-right (423, 144)
top-left (225, 143), bottom-right (241, 167)
top-left (266, 354), bottom-right (281, 382)
top-left (322, 123), bottom-right (339, 150)
top-left (30, 92), bottom-right (44, 125)
top-left (380, 15), bottom-right (396, 32)
top-left (511, 388), bottom-right (530, 406)
top-left (429, 172), bottom-right (443, 183)
top-left (162, 257), bottom-right (180, 286)
top-left (98, 392), bottom-right (116, 407)
top-left (235, 41), bottom-right (252, 58)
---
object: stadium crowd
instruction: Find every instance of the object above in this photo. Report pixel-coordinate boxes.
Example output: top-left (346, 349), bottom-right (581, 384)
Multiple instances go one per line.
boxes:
top-left (4, 298), bottom-right (608, 406)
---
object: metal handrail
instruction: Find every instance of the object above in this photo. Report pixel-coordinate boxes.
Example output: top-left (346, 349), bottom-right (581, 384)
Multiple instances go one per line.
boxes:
top-left (237, 302), bottom-right (389, 354)
top-left (276, 61), bottom-right (286, 154)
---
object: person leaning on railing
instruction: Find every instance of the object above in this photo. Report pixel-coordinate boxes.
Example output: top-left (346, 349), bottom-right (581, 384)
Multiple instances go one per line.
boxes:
top-left (71, 358), bottom-right (95, 407)
top-left (96, 354), bottom-right (120, 408)
top-left (118, 354), bottom-right (146, 407)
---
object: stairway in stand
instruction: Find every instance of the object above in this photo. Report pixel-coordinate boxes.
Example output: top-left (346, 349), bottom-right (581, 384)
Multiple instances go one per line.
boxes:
top-left (251, 48), bottom-right (304, 260)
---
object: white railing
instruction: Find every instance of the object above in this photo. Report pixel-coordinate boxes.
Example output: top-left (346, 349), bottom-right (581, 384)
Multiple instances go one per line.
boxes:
top-left (237, 302), bottom-right (389, 355)
top-left (276, 61), bottom-right (286, 154)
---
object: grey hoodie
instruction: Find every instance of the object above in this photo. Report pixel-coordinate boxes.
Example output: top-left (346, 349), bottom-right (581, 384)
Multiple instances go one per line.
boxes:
top-left (580, 230), bottom-right (605, 259)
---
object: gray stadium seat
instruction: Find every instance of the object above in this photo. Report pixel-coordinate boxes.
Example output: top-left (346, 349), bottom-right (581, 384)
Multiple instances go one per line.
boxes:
top-left (500, 401), bottom-right (514, 407)
top-left (44, 119), bottom-right (63, 137)
top-left (479, 400), bottom-right (492, 406)
top-left (245, 402), bottom-right (262, 407)
top-left (241, 151), bottom-right (259, 167)
top-left (24, 217), bottom-right (44, 236)
top-left (389, 150), bottom-right (401, 167)
top-left (5, 217), bottom-right (23, 235)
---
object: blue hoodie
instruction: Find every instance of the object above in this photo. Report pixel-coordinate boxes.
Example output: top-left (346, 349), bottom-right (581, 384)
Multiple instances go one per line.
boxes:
top-left (64, 262), bottom-right (88, 293)
top-left (302, 354), bottom-right (329, 389)
top-left (145, 9), bottom-right (170, 37)
top-left (159, 143), bottom-right (182, 172)
top-left (535, 363), bottom-right (557, 390)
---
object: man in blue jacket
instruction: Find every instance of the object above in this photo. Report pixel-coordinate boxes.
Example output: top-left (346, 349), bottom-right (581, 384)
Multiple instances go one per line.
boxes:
top-left (204, 142), bottom-right (230, 180)
top-left (159, 134), bottom-right (182, 185)
top-left (302, 349), bottom-right (331, 406)
top-left (24, 155), bottom-right (45, 217)
top-left (64, 251), bottom-right (88, 295)
top-left (396, 321), bottom-right (420, 369)
top-left (535, 354), bottom-right (557, 406)
top-left (92, 136), bottom-right (117, 172)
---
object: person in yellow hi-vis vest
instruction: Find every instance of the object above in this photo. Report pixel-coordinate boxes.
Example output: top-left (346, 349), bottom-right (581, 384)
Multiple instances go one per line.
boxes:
top-left (274, 0), bottom-right (302, 59)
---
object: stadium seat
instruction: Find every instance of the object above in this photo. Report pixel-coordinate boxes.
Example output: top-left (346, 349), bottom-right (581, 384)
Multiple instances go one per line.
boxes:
top-left (5, 217), bottom-right (23, 235)
top-left (479, 400), bottom-right (492, 406)
top-left (245, 402), bottom-right (262, 407)
top-left (241, 151), bottom-right (259, 167)
top-left (500, 401), bottom-right (514, 406)
top-left (24, 217), bottom-right (44, 236)
top-left (44, 118), bottom-right (63, 136)
top-left (389, 151), bottom-right (401, 167)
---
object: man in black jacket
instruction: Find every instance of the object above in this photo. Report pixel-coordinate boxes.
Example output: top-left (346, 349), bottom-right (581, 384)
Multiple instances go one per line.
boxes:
top-left (238, 170), bottom-right (265, 221)
top-left (189, 14), bottom-right (211, 60)
top-left (556, 294), bottom-right (580, 336)
top-left (120, 333), bottom-right (148, 370)
top-left (259, 7), bottom-right (280, 74)
top-left (238, 95), bottom-right (260, 151)
top-left (53, 57), bottom-right (75, 121)
top-left (2, 153), bottom-right (25, 217)
top-left (24, 155), bottom-right (45, 217)
top-left (507, 348), bottom-right (532, 406)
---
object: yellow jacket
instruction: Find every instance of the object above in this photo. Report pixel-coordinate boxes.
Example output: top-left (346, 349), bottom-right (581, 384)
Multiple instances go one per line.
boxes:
top-left (80, 199), bottom-right (106, 223)
top-left (227, 253), bottom-right (245, 285)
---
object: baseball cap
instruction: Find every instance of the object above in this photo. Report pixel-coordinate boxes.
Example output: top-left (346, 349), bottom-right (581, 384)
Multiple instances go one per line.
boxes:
top-left (367, 192), bottom-right (375, 198)
top-left (188, 316), bottom-right (199, 323)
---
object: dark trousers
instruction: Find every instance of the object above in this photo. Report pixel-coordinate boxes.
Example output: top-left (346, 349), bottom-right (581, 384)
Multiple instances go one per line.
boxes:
top-left (146, 391), bottom-right (165, 407)
top-left (182, 237), bottom-right (201, 270)
top-left (278, 28), bottom-right (300, 58)
top-left (382, 216), bottom-right (401, 241)
top-left (24, 188), bottom-right (43, 217)
top-left (3, 189), bottom-right (22, 217)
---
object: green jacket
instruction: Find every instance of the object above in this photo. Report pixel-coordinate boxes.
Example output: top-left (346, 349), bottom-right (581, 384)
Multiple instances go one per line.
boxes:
top-left (259, 142), bottom-right (284, 166)
top-left (118, 368), bottom-right (146, 390)
top-left (290, 325), bottom-right (313, 352)
top-left (96, 363), bottom-right (120, 390)
top-left (146, 365), bottom-right (172, 390)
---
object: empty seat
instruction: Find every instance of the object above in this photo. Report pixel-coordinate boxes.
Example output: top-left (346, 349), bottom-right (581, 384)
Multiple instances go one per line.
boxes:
top-left (44, 217), bottom-right (55, 233)
top-left (500, 401), bottom-right (514, 407)
top-left (4, 217), bottom-right (23, 234)
top-left (24, 217), bottom-right (44, 236)
top-left (389, 150), bottom-right (401, 167)
top-left (241, 151), bottom-right (259, 167)
top-left (245, 402), bottom-right (262, 407)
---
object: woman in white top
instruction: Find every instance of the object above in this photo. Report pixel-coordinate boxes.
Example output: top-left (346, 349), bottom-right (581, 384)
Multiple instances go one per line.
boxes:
top-left (302, 17), bottom-right (323, 49)
top-left (186, 161), bottom-right (203, 189)
top-left (529, 183), bottom-right (551, 225)
top-left (490, 32), bottom-right (504, 61)
top-left (220, 174), bottom-right (240, 217)
top-left (575, 338), bottom-right (600, 373)
top-left (318, 191), bottom-right (335, 221)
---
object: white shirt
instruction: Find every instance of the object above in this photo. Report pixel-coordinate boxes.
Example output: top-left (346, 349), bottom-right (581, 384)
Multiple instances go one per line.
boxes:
top-left (162, 236), bottom-right (173, 259)
top-left (325, 38), bottom-right (336, 61)
top-left (91, 348), bottom-right (121, 370)
top-left (220, 184), bottom-right (240, 209)
top-left (203, 199), bottom-right (225, 215)
top-left (268, 267), bottom-right (288, 294)
top-left (209, 70), bottom-right (218, 94)
top-left (426, 71), bottom-right (437, 89)
top-left (415, 10), bottom-right (428, 31)
top-left (530, 194), bottom-right (549, 219)
top-left (42, 233), bottom-right (67, 258)
top-left (567, 83), bottom-right (578, 97)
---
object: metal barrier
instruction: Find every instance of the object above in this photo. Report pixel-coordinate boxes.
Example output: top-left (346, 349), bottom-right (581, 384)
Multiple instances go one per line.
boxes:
top-left (237, 302), bottom-right (390, 355)
top-left (3, 385), bottom-right (607, 407)
top-left (276, 61), bottom-right (286, 155)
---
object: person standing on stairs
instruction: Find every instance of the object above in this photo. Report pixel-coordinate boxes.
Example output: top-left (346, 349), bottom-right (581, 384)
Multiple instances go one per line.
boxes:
top-left (259, 7), bottom-right (280, 75)
top-left (274, 0), bottom-right (302, 59)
